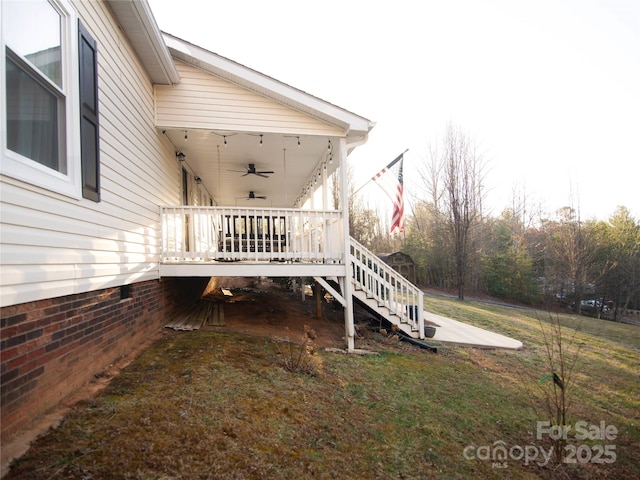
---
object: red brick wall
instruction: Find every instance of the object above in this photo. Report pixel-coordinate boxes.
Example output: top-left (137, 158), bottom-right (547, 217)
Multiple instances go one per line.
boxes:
top-left (0, 277), bottom-right (208, 445)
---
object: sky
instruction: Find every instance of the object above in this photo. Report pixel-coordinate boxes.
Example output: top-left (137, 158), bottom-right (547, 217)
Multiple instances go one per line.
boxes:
top-left (148, 0), bottom-right (640, 222)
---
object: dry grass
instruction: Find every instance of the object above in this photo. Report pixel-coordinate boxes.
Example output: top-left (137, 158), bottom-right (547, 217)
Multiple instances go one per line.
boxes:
top-left (5, 292), bottom-right (639, 480)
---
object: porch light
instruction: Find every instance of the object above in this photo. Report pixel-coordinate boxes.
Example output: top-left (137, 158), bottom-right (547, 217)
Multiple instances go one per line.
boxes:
top-left (176, 151), bottom-right (186, 162)
top-left (212, 132), bottom-right (235, 146)
top-left (284, 135), bottom-right (301, 147)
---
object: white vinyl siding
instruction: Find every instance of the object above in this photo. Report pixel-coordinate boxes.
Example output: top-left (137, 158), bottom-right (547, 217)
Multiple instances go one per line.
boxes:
top-left (155, 61), bottom-right (343, 136)
top-left (0, 0), bottom-right (180, 308)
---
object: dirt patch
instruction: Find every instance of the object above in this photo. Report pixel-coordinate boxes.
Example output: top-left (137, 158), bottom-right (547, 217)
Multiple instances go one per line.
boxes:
top-left (199, 279), bottom-right (346, 347)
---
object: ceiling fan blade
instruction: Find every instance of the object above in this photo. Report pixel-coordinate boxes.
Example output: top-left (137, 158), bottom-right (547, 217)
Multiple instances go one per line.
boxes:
top-left (257, 170), bottom-right (274, 174)
top-left (256, 173), bottom-right (269, 178)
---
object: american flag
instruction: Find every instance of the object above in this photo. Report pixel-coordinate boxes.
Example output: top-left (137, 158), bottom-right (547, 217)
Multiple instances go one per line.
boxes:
top-left (372, 153), bottom-right (405, 235)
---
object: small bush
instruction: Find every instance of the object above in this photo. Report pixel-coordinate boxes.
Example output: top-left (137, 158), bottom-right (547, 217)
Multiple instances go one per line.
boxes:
top-left (274, 325), bottom-right (321, 376)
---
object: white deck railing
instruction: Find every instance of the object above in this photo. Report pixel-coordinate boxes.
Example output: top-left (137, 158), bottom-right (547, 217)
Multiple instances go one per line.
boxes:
top-left (161, 206), bottom-right (344, 263)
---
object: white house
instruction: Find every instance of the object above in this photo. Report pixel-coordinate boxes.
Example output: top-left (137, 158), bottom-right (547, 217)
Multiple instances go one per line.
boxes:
top-left (0, 0), bottom-right (424, 468)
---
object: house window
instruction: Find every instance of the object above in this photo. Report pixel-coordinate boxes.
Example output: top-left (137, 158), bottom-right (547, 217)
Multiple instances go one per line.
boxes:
top-left (1, 0), bottom-right (98, 200)
top-left (5, 53), bottom-right (64, 171)
top-left (4, 0), bottom-right (65, 173)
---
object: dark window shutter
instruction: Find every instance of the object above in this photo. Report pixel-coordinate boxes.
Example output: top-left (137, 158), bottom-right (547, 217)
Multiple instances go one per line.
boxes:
top-left (78, 20), bottom-right (100, 202)
top-left (182, 168), bottom-right (189, 205)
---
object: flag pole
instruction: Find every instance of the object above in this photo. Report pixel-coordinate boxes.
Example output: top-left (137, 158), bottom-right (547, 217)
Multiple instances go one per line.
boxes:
top-left (353, 148), bottom-right (408, 196)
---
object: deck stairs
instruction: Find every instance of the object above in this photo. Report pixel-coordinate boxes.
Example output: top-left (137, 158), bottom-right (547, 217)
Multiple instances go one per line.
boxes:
top-left (315, 237), bottom-right (424, 340)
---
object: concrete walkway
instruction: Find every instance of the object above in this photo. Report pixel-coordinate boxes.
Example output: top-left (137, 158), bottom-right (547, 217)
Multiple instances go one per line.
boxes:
top-left (426, 311), bottom-right (524, 350)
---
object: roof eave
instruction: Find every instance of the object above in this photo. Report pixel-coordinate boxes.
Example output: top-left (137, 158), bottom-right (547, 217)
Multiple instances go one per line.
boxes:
top-left (105, 0), bottom-right (180, 85)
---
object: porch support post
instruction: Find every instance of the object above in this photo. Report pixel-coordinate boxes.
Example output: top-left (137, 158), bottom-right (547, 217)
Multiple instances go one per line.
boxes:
top-left (418, 289), bottom-right (425, 339)
top-left (315, 281), bottom-right (322, 319)
top-left (339, 138), bottom-right (355, 351)
top-left (322, 161), bottom-right (328, 209)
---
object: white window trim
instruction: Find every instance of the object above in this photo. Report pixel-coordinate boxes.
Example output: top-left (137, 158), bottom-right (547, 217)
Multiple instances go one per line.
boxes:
top-left (1, 0), bottom-right (81, 199)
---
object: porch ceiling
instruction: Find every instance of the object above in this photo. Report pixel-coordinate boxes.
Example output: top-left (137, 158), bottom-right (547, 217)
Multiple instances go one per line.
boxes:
top-left (163, 128), bottom-right (337, 208)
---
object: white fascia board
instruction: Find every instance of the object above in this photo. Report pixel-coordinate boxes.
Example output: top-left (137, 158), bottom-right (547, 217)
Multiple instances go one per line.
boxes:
top-left (162, 33), bottom-right (373, 136)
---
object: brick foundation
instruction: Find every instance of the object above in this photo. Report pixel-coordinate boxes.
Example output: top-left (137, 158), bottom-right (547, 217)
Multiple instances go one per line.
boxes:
top-left (0, 277), bottom-right (209, 449)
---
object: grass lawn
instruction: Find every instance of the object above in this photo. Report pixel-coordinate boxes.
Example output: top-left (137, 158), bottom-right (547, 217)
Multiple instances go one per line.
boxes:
top-left (5, 294), bottom-right (639, 479)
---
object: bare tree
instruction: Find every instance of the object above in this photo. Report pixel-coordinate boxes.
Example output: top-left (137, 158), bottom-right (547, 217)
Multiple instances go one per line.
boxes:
top-left (335, 165), bottom-right (392, 252)
top-left (543, 206), bottom-right (598, 314)
top-left (405, 199), bottom-right (454, 287)
top-left (421, 123), bottom-right (487, 300)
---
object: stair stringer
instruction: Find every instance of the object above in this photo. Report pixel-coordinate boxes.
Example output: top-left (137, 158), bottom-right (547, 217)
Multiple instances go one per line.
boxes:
top-left (351, 287), bottom-right (420, 338)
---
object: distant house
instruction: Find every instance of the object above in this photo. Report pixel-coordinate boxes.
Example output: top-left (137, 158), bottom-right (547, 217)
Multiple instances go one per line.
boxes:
top-left (379, 252), bottom-right (417, 284)
top-left (0, 0), bottom-right (425, 468)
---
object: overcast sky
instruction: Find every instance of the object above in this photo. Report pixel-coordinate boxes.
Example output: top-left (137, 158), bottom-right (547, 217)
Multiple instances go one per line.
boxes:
top-left (148, 0), bottom-right (640, 221)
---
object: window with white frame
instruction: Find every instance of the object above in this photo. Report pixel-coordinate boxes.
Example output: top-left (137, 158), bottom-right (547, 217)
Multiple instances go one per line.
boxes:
top-left (1, 0), bottom-right (100, 201)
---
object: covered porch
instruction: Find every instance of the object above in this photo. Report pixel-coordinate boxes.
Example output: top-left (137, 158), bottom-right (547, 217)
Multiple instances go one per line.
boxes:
top-left (154, 33), bottom-right (376, 350)
top-left (150, 29), bottom-right (429, 346)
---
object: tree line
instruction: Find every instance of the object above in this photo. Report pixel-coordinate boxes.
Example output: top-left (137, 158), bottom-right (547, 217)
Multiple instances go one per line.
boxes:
top-left (349, 124), bottom-right (640, 319)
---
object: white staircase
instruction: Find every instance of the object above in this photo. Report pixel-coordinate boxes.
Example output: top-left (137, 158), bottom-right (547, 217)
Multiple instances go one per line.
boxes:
top-left (348, 237), bottom-right (425, 339)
